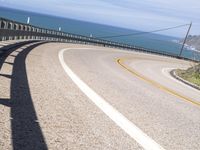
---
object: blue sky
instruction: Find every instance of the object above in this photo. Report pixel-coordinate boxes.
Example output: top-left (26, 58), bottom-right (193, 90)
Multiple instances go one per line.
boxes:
top-left (0, 0), bottom-right (199, 36)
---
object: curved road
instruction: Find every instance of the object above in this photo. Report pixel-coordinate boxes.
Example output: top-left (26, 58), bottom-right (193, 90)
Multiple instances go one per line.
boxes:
top-left (0, 42), bottom-right (200, 150)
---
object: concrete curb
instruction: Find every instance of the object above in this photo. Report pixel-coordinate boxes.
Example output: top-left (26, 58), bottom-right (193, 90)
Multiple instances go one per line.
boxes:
top-left (170, 70), bottom-right (200, 91)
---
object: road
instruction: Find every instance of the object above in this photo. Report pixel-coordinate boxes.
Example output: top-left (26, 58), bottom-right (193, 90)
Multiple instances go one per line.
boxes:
top-left (0, 42), bottom-right (200, 150)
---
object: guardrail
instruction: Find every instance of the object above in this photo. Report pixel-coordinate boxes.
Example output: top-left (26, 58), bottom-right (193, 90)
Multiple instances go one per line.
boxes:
top-left (0, 17), bottom-right (133, 48)
top-left (0, 17), bottom-right (198, 62)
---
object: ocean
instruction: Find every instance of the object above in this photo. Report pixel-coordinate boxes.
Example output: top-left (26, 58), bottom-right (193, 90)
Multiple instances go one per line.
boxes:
top-left (0, 6), bottom-right (199, 60)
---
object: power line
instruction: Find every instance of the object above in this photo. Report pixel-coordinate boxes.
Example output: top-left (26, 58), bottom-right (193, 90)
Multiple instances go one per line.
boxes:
top-left (97, 24), bottom-right (190, 39)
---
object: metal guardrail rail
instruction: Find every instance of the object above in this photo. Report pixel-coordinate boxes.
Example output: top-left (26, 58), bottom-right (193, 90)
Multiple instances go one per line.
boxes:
top-left (0, 17), bottom-right (135, 48)
top-left (0, 17), bottom-right (197, 61)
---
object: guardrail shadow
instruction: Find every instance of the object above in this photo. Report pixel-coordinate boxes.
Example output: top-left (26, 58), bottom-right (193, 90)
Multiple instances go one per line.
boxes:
top-left (0, 42), bottom-right (48, 150)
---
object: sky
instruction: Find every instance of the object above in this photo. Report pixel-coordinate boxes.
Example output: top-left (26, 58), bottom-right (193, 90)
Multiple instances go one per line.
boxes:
top-left (0, 0), bottom-right (200, 37)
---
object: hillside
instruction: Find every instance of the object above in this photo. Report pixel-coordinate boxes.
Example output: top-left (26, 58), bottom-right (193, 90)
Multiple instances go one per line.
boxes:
top-left (176, 64), bottom-right (200, 86)
top-left (184, 35), bottom-right (200, 51)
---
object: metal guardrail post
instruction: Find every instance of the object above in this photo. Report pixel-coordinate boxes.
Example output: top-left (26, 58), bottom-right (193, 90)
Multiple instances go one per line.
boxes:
top-left (0, 17), bottom-right (198, 62)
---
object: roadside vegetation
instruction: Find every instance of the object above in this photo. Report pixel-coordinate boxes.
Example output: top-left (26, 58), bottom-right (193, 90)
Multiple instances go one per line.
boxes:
top-left (176, 63), bottom-right (200, 86)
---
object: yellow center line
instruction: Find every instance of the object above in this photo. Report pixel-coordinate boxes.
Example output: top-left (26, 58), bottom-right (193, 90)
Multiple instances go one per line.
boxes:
top-left (117, 58), bottom-right (200, 108)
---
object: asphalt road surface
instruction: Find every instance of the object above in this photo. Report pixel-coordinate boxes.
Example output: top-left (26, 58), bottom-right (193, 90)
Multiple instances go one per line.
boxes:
top-left (0, 42), bottom-right (200, 150)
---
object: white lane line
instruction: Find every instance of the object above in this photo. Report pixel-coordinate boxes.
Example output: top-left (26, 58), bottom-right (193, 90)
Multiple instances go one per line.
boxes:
top-left (59, 48), bottom-right (165, 150)
top-left (162, 68), bottom-right (199, 92)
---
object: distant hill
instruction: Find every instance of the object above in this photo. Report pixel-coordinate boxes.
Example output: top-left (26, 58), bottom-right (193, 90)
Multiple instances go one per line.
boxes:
top-left (183, 35), bottom-right (200, 51)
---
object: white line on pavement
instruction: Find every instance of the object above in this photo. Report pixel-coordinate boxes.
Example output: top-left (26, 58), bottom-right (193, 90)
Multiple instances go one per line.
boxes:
top-left (162, 68), bottom-right (199, 92)
top-left (59, 48), bottom-right (165, 150)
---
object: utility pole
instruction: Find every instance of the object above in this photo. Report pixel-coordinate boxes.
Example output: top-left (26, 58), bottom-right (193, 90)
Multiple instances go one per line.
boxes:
top-left (179, 22), bottom-right (192, 57)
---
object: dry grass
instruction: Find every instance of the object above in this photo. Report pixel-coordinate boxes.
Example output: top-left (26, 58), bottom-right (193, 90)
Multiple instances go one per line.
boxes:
top-left (176, 64), bottom-right (200, 86)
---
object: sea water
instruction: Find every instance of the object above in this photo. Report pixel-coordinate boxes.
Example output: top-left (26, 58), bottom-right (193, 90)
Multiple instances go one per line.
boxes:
top-left (0, 6), bottom-right (199, 60)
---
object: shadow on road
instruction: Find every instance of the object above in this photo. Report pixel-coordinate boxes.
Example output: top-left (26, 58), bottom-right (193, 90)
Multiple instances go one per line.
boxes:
top-left (0, 42), bottom-right (48, 150)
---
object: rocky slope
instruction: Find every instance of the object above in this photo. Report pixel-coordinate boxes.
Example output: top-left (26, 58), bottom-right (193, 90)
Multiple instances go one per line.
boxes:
top-left (184, 35), bottom-right (200, 51)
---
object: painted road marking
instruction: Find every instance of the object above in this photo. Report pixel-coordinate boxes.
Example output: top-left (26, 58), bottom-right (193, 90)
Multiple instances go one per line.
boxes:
top-left (162, 68), bottom-right (200, 93)
top-left (59, 48), bottom-right (165, 150)
top-left (117, 58), bottom-right (200, 108)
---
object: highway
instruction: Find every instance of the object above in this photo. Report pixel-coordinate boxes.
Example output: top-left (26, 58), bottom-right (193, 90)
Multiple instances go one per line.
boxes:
top-left (0, 42), bottom-right (200, 150)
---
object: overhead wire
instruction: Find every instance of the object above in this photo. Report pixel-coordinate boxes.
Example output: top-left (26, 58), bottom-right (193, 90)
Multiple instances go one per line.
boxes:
top-left (97, 24), bottom-right (190, 39)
